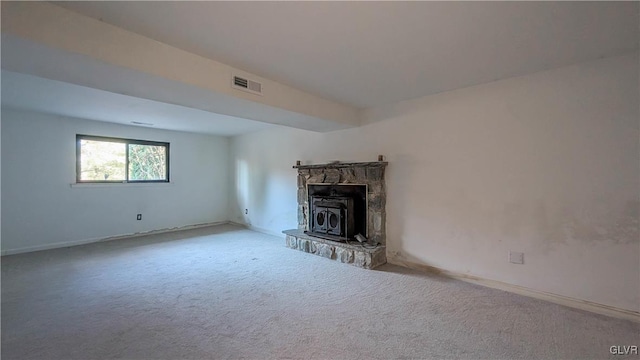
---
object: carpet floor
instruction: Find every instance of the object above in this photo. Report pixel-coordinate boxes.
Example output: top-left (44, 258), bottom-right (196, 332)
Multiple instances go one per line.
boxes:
top-left (1, 224), bottom-right (638, 360)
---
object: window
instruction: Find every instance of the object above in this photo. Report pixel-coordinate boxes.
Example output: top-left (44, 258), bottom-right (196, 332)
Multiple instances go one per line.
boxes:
top-left (76, 135), bottom-right (169, 183)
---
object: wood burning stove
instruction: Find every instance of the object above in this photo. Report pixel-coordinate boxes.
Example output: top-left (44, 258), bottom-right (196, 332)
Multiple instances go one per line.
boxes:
top-left (306, 184), bottom-right (366, 242)
top-left (310, 196), bottom-right (355, 239)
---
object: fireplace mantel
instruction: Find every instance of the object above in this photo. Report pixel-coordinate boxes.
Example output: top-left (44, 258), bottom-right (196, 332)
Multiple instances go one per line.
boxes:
top-left (293, 161), bottom-right (388, 170)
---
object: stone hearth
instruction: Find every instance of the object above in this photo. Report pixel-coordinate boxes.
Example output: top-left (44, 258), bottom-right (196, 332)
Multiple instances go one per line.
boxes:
top-left (284, 229), bottom-right (386, 269)
top-left (283, 161), bottom-right (388, 269)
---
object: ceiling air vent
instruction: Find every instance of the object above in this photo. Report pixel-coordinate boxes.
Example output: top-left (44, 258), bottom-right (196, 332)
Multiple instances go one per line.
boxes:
top-left (231, 74), bottom-right (263, 96)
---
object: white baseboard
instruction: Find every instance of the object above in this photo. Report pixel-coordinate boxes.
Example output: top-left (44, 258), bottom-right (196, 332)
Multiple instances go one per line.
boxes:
top-left (228, 221), bottom-right (285, 238)
top-left (1, 221), bottom-right (230, 256)
top-left (388, 256), bottom-right (640, 323)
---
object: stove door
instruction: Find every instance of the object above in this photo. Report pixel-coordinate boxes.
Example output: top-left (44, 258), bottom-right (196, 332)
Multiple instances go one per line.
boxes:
top-left (312, 206), bottom-right (328, 233)
top-left (325, 207), bottom-right (343, 236)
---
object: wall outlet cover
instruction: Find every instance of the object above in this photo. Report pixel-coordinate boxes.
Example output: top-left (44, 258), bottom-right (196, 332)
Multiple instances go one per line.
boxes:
top-left (509, 251), bottom-right (524, 264)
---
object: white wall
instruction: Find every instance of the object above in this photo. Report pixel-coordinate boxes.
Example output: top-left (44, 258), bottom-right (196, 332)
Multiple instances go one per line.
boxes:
top-left (0, 111), bottom-right (2, 247)
top-left (230, 52), bottom-right (639, 312)
top-left (1, 109), bottom-right (229, 254)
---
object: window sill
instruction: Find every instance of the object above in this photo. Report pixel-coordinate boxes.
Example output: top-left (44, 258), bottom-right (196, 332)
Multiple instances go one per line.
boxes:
top-left (70, 182), bottom-right (175, 189)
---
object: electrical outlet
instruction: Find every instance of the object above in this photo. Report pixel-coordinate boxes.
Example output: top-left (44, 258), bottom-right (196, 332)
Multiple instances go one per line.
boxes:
top-left (245, 209), bottom-right (248, 215)
top-left (509, 251), bottom-right (524, 264)
top-left (136, 214), bottom-right (142, 221)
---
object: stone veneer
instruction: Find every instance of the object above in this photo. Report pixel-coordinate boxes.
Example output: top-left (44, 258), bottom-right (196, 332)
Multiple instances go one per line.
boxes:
top-left (283, 161), bottom-right (388, 269)
top-left (284, 229), bottom-right (387, 270)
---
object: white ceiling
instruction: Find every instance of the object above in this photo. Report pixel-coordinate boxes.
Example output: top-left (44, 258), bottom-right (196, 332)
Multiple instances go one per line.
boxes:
top-left (56, 1), bottom-right (639, 108)
top-left (2, 2), bottom-right (638, 136)
top-left (1, 70), bottom-right (275, 136)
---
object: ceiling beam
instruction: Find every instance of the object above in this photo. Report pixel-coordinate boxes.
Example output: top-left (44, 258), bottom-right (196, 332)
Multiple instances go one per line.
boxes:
top-left (1, 2), bottom-right (360, 132)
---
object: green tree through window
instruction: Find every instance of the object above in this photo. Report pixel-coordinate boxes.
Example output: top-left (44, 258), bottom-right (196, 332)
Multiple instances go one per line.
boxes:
top-left (77, 135), bottom-right (169, 183)
top-left (128, 144), bottom-right (167, 181)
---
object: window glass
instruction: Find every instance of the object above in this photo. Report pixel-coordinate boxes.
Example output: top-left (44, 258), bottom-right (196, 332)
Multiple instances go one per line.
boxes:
top-left (77, 135), bottom-right (169, 183)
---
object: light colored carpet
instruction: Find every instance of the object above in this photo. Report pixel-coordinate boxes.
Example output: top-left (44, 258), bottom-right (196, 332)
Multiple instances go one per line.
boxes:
top-left (1, 224), bottom-right (638, 360)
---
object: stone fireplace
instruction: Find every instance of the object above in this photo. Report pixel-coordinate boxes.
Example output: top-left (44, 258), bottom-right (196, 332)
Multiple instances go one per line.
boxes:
top-left (283, 160), bottom-right (387, 269)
